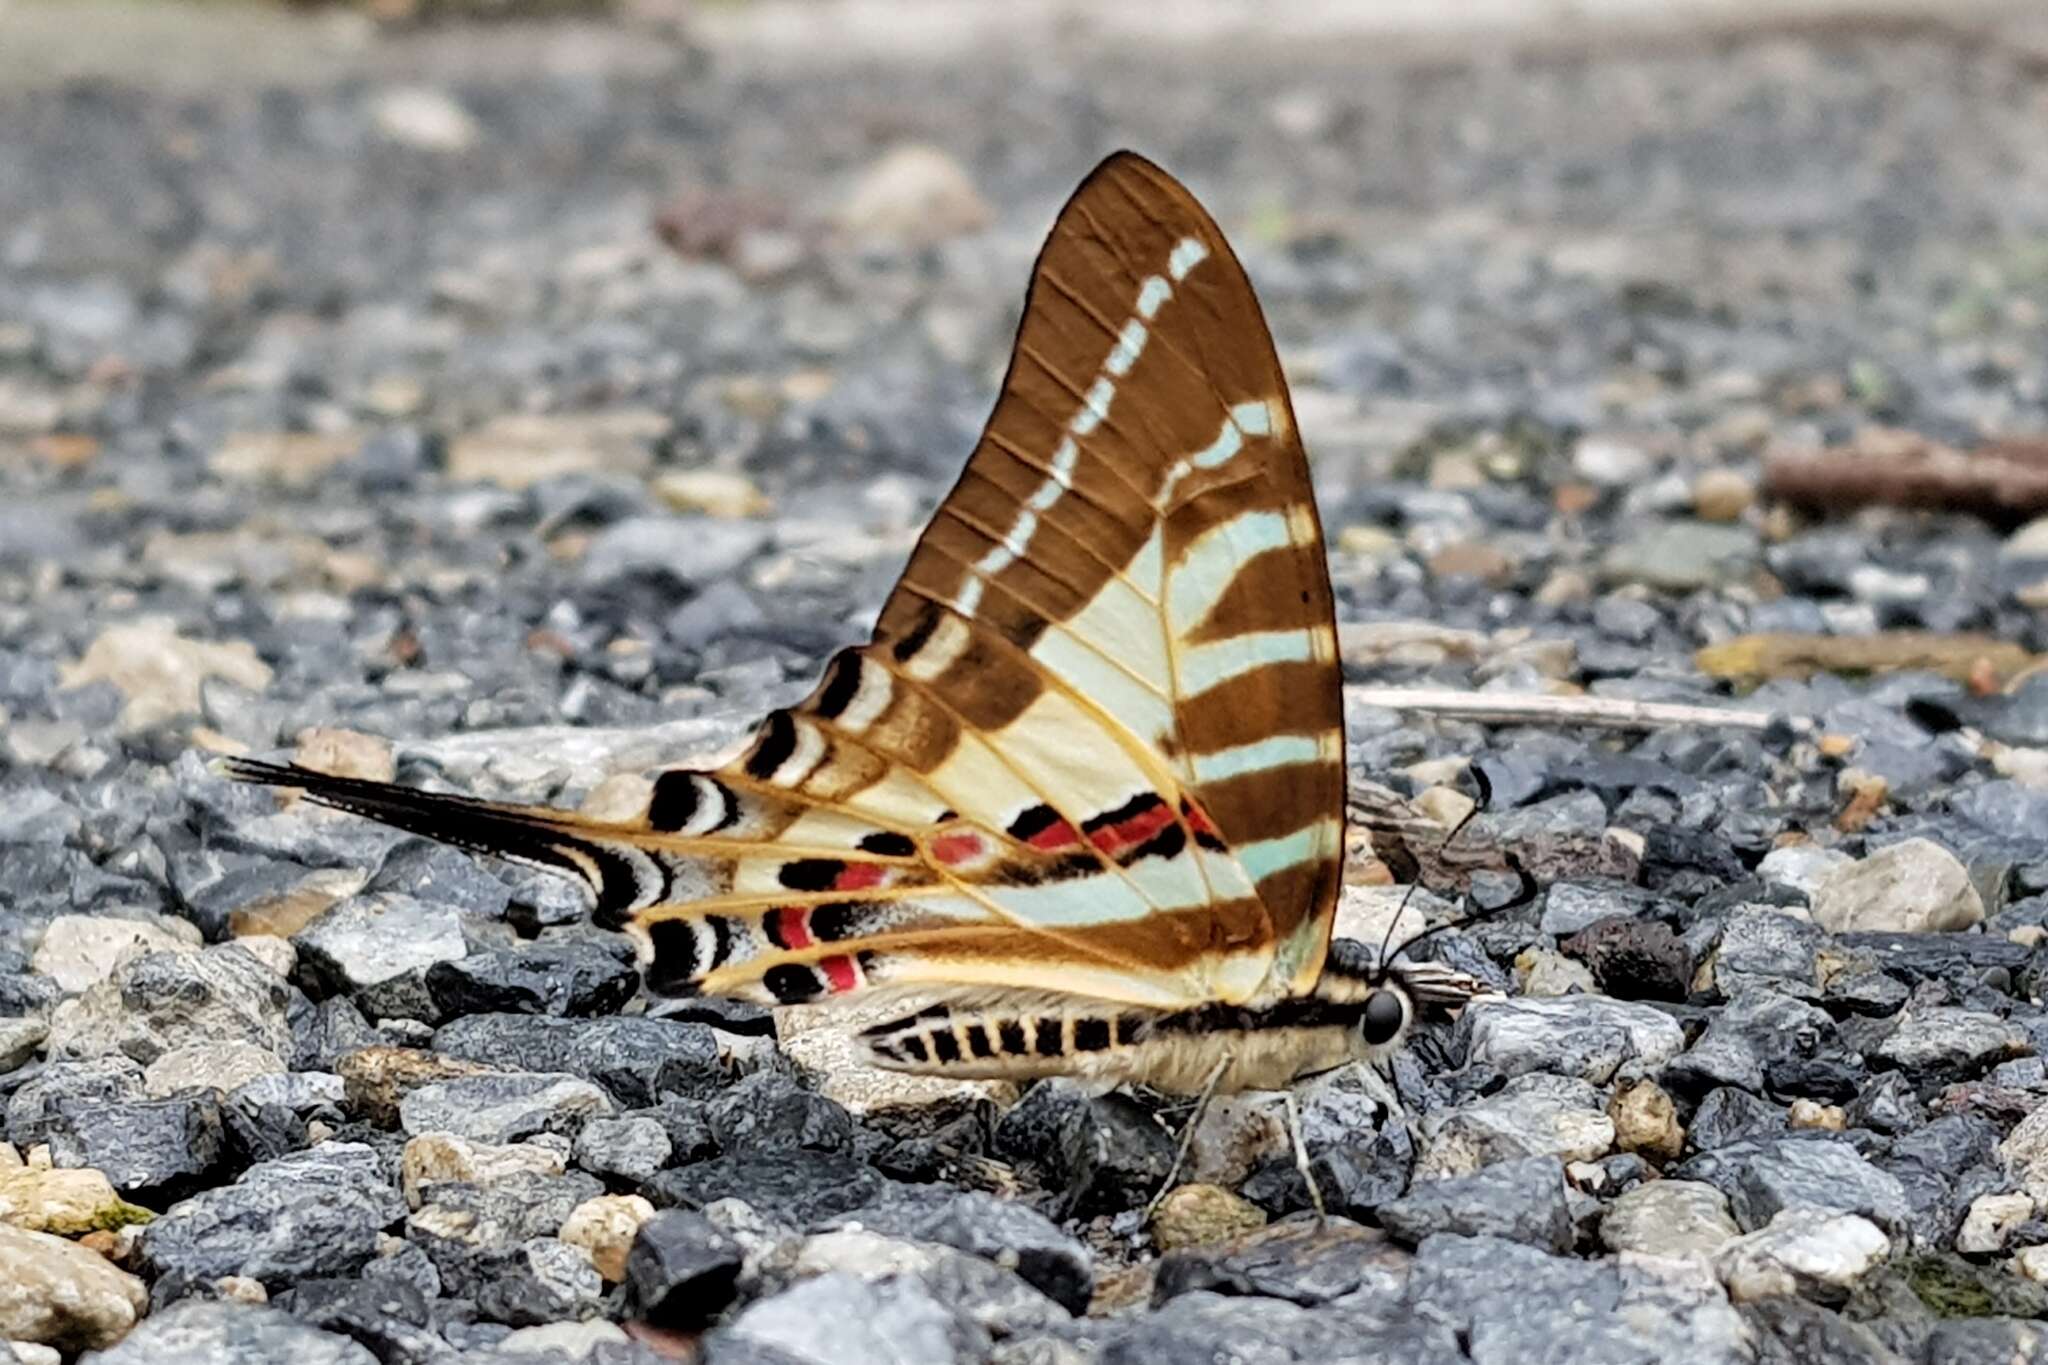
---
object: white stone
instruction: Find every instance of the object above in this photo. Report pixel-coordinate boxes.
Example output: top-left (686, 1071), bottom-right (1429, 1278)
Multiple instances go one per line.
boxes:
top-left (1957, 1192), bottom-right (2034, 1255)
top-left (401, 1134), bottom-right (566, 1210)
top-left (59, 618), bottom-right (272, 731)
top-left (143, 1042), bottom-right (286, 1098)
top-left (2002, 1103), bottom-right (2048, 1206)
top-left (1600, 1180), bottom-right (1742, 1261)
top-left (834, 144), bottom-right (991, 247)
top-left (0, 1224), bottom-right (147, 1352)
top-left (370, 86), bottom-right (481, 153)
top-left (32, 914), bottom-right (200, 994)
top-left (1809, 837), bottom-right (1984, 934)
top-left (2016, 1244), bottom-right (2048, 1284)
top-left (1715, 1206), bottom-right (1890, 1303)
top-left (496, 1320), bottom-right (632, 1358)
top-left (1757, 844), bottom-right (1854, 898)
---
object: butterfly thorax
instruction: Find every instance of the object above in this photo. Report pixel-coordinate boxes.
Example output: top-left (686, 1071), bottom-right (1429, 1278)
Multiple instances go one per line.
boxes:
top-left (856, 944), bottom-right (1484, 1096)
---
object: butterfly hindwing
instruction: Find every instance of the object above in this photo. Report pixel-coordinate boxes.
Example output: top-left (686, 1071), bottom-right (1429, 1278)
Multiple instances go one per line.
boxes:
top-left (220, 150), bottom-right (1345, 1013)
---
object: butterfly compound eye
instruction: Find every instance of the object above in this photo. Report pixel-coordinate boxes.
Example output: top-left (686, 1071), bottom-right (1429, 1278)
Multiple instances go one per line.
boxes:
top-left (1360, 989), bottom-right (1406, 1046)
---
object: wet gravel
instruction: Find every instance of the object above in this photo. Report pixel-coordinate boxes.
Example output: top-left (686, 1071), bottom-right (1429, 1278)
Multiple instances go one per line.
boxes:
top-left (7, 6), bottom-right (2048, 1363)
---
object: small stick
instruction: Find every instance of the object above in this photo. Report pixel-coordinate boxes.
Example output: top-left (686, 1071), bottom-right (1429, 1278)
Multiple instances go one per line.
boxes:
top-left (1282, 1090), bottom-right (1326, 1221)
top-left (1343, 686), bottom-right (1784, 733)
top-left (1145, 1055), bottom-right (1230, 1223)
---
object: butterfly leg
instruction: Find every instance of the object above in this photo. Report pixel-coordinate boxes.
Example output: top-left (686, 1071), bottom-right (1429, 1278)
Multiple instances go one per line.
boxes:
top-left (1282, 1089), bottom-right (1327, 1222)
top-left (1143, 1054), bottom-right (1230, 1224)
top-left (1363, 1059), bottom-right (1406, 1124)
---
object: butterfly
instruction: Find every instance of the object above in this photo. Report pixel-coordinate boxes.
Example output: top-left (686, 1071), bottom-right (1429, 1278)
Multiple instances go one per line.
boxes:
top-left (219, 150), bottom-right (1486, 1132)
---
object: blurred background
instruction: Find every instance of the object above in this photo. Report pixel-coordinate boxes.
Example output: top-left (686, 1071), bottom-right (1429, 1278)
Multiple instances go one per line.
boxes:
top-left (3, 0), bottom-right (2048, 774)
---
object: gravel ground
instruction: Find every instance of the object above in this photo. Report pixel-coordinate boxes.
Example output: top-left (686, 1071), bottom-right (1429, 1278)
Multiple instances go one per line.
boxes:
top-left (8, 3), bottom-right (2048, 1362)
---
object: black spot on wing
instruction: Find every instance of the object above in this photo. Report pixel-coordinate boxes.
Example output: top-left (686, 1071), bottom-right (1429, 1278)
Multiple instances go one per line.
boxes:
top-left (779, 859), bottom-right (843, 892)
top-left (764, 964), bottom-right (823, 1004)
top-left (858, 832), bottom-right (915, 857)
top-left (1073, 1018), bottom-right (1110, 1052)
top-left (1005, 803), bottom-right (1063, 841)
top-left (642, 920), bottom-right (702, 995)
top-left (647, 771), bottom-right (700, 833)
top-left (1081, 791), bottom-right (1164, 834)
top-left (1033, 1017), bottom-right (1064, 1057)
top-left (892, 606), bottom-right (939, 663)
top-left (814, 650), bottom-right (863, 719)
top-left (745, 712), bottom-right (798, 781)
top-left (1122, 823), bottom-right (1186, 866)
top-left (997, 1019), bottom-right (1028, 1055)
top-left (930, 1029), bottom-right (962, 1063)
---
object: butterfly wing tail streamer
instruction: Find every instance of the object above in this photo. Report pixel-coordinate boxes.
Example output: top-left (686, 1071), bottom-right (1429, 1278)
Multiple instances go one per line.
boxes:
top-left (214, 756), bottom-right (672, 926)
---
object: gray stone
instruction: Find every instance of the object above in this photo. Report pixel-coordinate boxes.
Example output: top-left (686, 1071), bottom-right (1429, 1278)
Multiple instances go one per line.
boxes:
top-left (138, 1144), bottom-right (405, 1288)
top-left (6, 1055), bottom-right (147, 1146)
top-left (424, 939), bottom-right (637, 1019)
top-left (1688, 1088), bottom-right (1790, 1151)
top-left (1675, 1136), bottom-right (1913, 1238)
top-left (1151, 1217), bottom-right (1403, 1309)
top-left (42, 1092), bottom-right (225, 1199)
top-left (294, 893), bottom-right (468, 1023)
top-left (431, 1015), bottom-right (725, 1108)
top-left (818, 1186), bottom-right (1092, 1315)
top-left (76, 1300), bottom-right (377, 1365)
top-left (710, 1271), bottom-right (986, 1365)
top-left (1869, 1007), bottom-right (2029, 1082)
top-left (399, 1072), bottom-right (612, 1144)
top-left (1665, 988), bottom-right (1838, 1098)
top-left (1406, 1233), bottom-right (1750, 1365)
top-left (1464, 995), bottom-right (1685, 1084)
top-left (625, 1209), bottom-right (745, 1330)
top-left (1095, 1288), bottom-right (1457, 1363)
top-left (580, 517), bottom-right (770, 588)
top-left (1539, 880), bottom-right (1669, 937)
top-left (1705, 909), bottom-right (1823, 996)
top-left (572, 1115), bottom-right (672, 1185)
top-left (1601, 520), bottom-right (1759, 592)
top-left (473, 1236), bottom-right (604, 1328)
top-left (1416, 1073), bottom-right (1615, 1178)
top-left (1377, 1154), bottom-right (1574, 1253)
top-left (706, 1072), bottom-right (852, 1155)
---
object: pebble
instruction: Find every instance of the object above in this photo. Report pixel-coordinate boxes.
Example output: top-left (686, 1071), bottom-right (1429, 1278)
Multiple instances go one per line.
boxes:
top-left (711, 1270), bottom-right (986, 1365)
top-left (0, 1166), bottom-right (149, 1236)
top-left (1675, 1135), bottom-right (1913, 1236)
top-left (30, 914), bottom-right (199, 995)
top-left (1715, 1206), bottom-right (1890, 1303)
top-left (293, 893), bottom-right (468, 1023)
top-left (560, 1193), bottom-right (654, 1283)
top-left (1148, 1183), bottom-right (1267, 1252)
top-left (816, 1187), bottom-right (1092, 1315)
top-left (1599, 1179), bottom-right (1743, 1260)
top-left (1416, 1073), bottom-right (1616, 1177)
top-left (77, 1299), bottom-right (377, 1364)
top-left (1809, 837), bottom-right (1986, 933)
top-left (622, 1208), bottom-right (744, 1329)
top-left (397, 1073), bottom-right (612, 1145)
top-left (1608, 1077), bottom-right (1684, 1161)
top-left (400, 1133), bottom-right (565, 1208)
top-left (44, 944), bottom-right (293, 1067)
top-left (1956, 1192), bottom-right (2034, 1254)
top-left (1465, 994), bottom-right (1686, 1085)
top-left (0, 1224), bottom-right (147, 1352)
top-left (1377, 1154), bottom-right (1575, 1253)
top-left (138, 1144), bottom-right (406, 1287)
top-left (833, 144), bottom-right (992, 247)
top-left (1871, 1007), bottom-right (2030, 1082)
top-left (59, 619), bottom-right (272, 732)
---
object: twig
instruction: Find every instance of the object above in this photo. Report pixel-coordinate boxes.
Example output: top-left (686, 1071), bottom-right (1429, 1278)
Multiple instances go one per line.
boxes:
top-left (1343, 685), bottom-right (1781, 732)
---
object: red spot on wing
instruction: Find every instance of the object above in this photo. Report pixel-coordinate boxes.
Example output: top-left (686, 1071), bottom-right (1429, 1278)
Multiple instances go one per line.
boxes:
top-left (1181, 799), bottom-right (1220, 841)
top-left (820, 955), bottom-right (859, 993)
top-left (1026, 819), bottom-right (1082, 852)
top-left (1089, 801), bottom-right (1176, 855)
top-left (931, 831), bottom-right (986, 866)
top-left (775, 906), bottom-right (812, 949)
top-left (834, 862), bottom-right (887, 891)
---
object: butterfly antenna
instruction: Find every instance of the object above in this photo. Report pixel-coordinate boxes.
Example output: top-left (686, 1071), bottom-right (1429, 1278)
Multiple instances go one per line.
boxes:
top-left (1380, 765), bottom-right (1538, 967)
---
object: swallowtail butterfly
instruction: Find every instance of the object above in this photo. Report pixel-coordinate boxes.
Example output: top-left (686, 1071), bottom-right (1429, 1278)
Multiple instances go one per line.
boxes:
top-left (221, 151), bottom-right (1484, 1117)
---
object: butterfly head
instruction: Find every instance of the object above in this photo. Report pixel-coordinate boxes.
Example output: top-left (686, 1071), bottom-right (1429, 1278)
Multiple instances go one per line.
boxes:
top-left (1312, 935), bottom-right (1489, 1061)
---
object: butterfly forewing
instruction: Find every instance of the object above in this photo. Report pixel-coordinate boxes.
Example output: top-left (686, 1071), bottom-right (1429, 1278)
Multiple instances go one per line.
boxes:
top-left (222, 151), bottom-right (1346, 1013)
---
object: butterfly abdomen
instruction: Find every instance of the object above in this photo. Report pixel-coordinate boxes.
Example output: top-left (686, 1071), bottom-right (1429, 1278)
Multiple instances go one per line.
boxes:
top-left (857, 998), bottom-right (1371, 1095)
